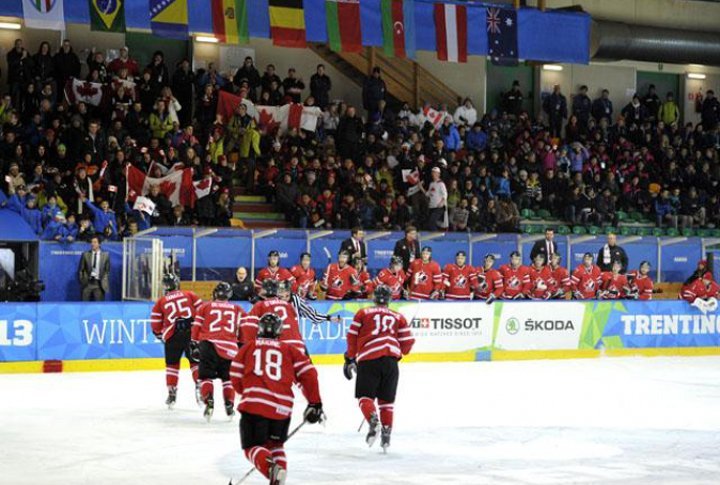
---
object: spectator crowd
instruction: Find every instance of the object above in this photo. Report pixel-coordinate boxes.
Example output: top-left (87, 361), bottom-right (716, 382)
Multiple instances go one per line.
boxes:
top-left (0, 37), bottom-right (719, 244)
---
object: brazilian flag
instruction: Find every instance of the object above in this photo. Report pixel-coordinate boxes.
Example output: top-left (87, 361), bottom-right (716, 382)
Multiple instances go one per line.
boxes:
top-left (89, 0), bottom-right (126, 33)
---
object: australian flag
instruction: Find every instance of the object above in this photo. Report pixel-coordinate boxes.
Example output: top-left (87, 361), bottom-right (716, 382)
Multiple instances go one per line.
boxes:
top-left (487, 7), bottom-right (518, 66)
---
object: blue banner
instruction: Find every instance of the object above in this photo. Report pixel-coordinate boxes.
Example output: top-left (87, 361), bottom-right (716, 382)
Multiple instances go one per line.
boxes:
top-left (0, 303), bottom-right (37, 362)
top-left (660, 240), bottom-right (703, 283)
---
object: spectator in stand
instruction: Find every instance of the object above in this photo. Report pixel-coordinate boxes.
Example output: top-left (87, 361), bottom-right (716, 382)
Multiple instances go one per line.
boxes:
top-left (543, 85), bottom-right (567, 138)
top-left (501, 80), bottom-right (524, 117)
top-left (171, 58), bottom-right (194, 127)
top-left (591, 89), bottom-right (613, 123)
top-left (642, 85), bottom-right (661, 124)
top-left (54, 39), bottom-right (81, 86)
top-left (282, 68), bottom-right (305, 103)
top-left (362, 67), bottom-right (386, 116)
top-left (701, 90), bottom-right (720, 130)
top-left (596, 233), bottom-right (628, 273)
top-left (621, 94), bottom-right (647, 127)
top-left (572, 85), bottom-right (592, 128)
top-left (655, 188), bottom-right (679, 229)
top-left (233, 56), bottom-right (261, 99)
top-left (425, 167), bottom-right (447, 231)
top-left (310, 64), bottom-right (332, 110)
top-left (453, 98), bottom-right (477, 127)
top-left (107, 46), bottom-right (139, 77)
top-left (659, 92), bottom-right (679, 126)
top-left (336, 106), bottom-right (364, 162)
top-left (230, 266), bottom-right (254, 301)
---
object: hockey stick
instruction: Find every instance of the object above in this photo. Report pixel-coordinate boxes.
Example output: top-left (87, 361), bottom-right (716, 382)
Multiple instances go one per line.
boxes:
top-left (228, 421), bottom-right (307, 485)
top-left (322, 246), bottom-right (332, 265)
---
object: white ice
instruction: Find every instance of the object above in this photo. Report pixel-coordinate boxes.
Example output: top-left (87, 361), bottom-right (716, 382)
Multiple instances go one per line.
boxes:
top-left (2, 357), bottom-right (720, 484)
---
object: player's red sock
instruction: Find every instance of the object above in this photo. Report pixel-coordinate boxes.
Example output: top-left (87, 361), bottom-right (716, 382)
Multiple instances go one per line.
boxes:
top-left (244, 446), bottom-right (272, 478)
top-left (268, 441), bottom-right (287, 471)
top-left (222, 380), bottom-right (235, 403)
top-left (190, 364), bottom-right (199, 383)
top-left (166, 364), bottom-right (180, 388)
top-left (200, 379), bottom-right (213, 402)
top-left (378, 399), bottom-right (394, 428)
top-left (359, 397), bottom-right (377, 422)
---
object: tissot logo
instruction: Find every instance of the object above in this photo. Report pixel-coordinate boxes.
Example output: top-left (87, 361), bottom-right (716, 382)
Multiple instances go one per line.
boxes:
top-left (410, 317), bottom-right (483, 330)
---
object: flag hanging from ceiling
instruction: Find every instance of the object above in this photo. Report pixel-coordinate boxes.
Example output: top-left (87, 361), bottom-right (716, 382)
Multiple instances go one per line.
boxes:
top-left (487, 6), bottom-right (518, 66)
top-left (211, 0), bottom-right (249, 43)
top-left (149, 0), bottom-right (188, 39)
top-left (89, 0), bottom-right (126, 32)
top-left (380, 0), bottom-right (415, 59)
top-left (434, 3), bottom-right (467, 63)
top-left (23, 0), bottom-right (66, 30)
top-left (325, 0), bottom-right (362, 53)
top-left (269, 0), bottom-right (306, 47)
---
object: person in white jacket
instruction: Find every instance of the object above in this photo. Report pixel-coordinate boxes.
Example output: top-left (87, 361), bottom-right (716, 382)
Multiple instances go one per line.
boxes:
top-left (453, 98), bottom-right (477, 127)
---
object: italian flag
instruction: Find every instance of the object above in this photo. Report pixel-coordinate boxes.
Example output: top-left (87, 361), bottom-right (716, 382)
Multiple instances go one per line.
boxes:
top-left (211, 0), bottom-right (249, 43)
top-left (381, 0), bottom-right (415, 59)
top-left (325, 0), bottom-right (362, 53)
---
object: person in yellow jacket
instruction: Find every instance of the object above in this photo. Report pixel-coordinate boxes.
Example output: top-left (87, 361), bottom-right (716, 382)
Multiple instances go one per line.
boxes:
top-left (659, 92), bottom-right (680, 125)
top-left (0, 94), bottom-right (13, 125)
top-left (149, 100), bottom-right (174, 139)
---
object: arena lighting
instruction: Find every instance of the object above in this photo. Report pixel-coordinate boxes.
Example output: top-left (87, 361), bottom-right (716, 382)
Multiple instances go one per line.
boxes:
top-left (0, 22), bottom-right (21, 30)
top-left (542, 64), bottom-right (563, 71)
top-left (195, 36), bottom-right (219, 43)
top-left (687, 73), bottom-right (706, 80)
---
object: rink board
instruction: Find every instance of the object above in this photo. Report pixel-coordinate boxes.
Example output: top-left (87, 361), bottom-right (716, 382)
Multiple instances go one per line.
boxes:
top-left (1, 300), bottom-right (719, 372)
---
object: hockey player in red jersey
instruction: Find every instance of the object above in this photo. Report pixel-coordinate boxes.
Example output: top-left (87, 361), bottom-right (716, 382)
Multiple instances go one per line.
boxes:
top-left (373, 256), bottom-right (408, 300)
top-left (548, 253), bottom-right (572, 299)
top-left (192, 282), bottom-right (245, 421)
top-left (627, 261), bottom-right (654, 300)
top-left (499, 251), bottom-right (531, 299)
top-left (290, 252), bottom-right (317, 300)
top-left (443, 251), bottom-right (477, 300)
top-left (344, 285), bottom-right (414, 451)
top-left (242, 279), bottom-right (305, 354)
top-left (320, 250), bottom-right (361, 300)
top-left (528, 253), bottom-right (554, 300)
top-left (407, 246), bottom-right (443, 300)
top-left (475, 254), bottom-right (504, 303)
top-left (599, 260), bottom-right (630, 300)
top-left (150, 273), bottom-right (203, 408)
top-left (354, 259), bottom-right (373, 299)
top-left (571, 252), bottom-right (602, 299)
top-left (230, 313), bottom-right (324, 485)
top-left (254, 250), bottom-right (295, 295)
top-left (680, 271), bottom-right (720, 304)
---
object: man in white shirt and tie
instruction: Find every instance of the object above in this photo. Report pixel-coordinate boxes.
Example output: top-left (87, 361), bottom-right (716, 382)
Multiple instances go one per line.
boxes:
top-left (78, 236), bottom-right (110, 301)
top-left (530, 228), bottom-right (556, 266)
top-left (340, 227), bottom-right (367, 266)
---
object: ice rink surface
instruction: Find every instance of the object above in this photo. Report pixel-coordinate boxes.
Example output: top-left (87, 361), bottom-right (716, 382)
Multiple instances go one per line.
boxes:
top-left (2, 356), bottom-right (720, 485)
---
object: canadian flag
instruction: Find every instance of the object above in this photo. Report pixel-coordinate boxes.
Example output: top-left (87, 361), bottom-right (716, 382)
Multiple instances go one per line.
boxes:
top-left (218, 91), bottom-right (321, 134)
top-left (126, 165), bottom-right (197, 208)
top-left (434, 3), bottom-right (468, 63)
top-left (423, 106), bottom-right (445, 129)
top-left (64, 77), bottom-right (108, 107)
top-left (193, 176), bottom-right (213, 200)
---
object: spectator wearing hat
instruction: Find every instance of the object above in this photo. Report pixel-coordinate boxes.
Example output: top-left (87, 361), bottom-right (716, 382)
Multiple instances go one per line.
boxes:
top-left (502, 80), bottom-right (524, 117)
top-left (597, 233), bottom-right (628, 273)
top-left (572, 85), bottom-right (592, 128)
top-left (393, 225), bottom-right (421, 271)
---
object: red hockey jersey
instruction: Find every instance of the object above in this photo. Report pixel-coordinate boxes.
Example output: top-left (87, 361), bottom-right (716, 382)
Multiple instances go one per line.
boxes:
top-left (290, 265), bottom-right (317, 299)
top-left (600, 272), bottom-right (629, 299)
top-left (475, 268), bottom-right (504, 299)
top-left (347, 306), bottom-right (414, 362)
top-left (254, 266), bottom-right (295, 292)
top-left (443, 264), bottom-right (477, 300)
top-left (550, 266), bottom-right (572, 296)
top-left (499, 264), bottom-right (531, 299)
top-left (192, 301), bottom-right (245, 360)
top-left (230, 338), bottom-right (321, 420)
top-left (628, 271), bottom-right (653, 300)
top-left (373, 268), bottom-right (408, 299)
top-left (407, 259), bottom-right (443, 299)
top-left (357, 270), bottom-right (373, 298)
top-left (571, 264), bottom-right (602, 299)
top-left (241, 298), bottom-right (304, 351)
top-left (150, 290), bottom-right (203, 341)
top-left (322, 263), bottom-right (360, 300)
top-left (680, 279), bottom-right (720, 303)
top-left (528, 265), bottom-right (554, 300)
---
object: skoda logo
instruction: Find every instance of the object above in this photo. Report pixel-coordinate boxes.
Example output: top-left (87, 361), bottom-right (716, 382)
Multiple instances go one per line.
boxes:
top-left (506, 317), bottom-right (519, 335)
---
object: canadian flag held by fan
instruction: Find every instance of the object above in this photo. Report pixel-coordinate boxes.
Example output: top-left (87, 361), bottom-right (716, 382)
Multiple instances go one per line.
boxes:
top-left (126, 165), bottom-right (212, 208)
top-left (217, 91), bottom-right (321, 133)
top-left (64, 77), bottom-right (108, 107)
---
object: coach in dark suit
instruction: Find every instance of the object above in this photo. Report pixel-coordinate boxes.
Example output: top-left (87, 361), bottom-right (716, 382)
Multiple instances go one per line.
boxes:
top-left (529, 228), bottom-right (556, 265)
top-left (393, 225), bottom-right (421, 271)
top-left (340, 226), bottom-right (367, 266)
top-left (78, 236), bottom-right (110, 301)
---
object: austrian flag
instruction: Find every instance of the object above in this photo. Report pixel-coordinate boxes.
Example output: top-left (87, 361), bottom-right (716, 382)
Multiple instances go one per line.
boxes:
top-left (434, 3), bottom-right (467, 63)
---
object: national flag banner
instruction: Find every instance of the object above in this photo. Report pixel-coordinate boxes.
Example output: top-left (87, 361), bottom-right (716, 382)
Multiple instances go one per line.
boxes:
top-left (126, 165), bottom-right (196, 207)
top-left (487, 6), bottom-right (518, 66)
top-left (217, 91), bottom-right (321, 134)
top-left (193, 177), bottom-right (213, 200)
top-left (269, 0), bottom-right (306, 48)
top-left (23, 0), bottom-right (65, 30)
top-left (211, 0), bottom-right (249, 43)
top-left (149, 0), bottom-right (189, 39)
top-left (217, 90), bottom-right (258, 122)
top-left (64, 78), bottom-right (108, 107)
top-left (381, 0), bottom-right (416, 59)
top-left (89, 0), bottom-right (126, 32)
top-left (325, 0), bottom-right (362, 53)
top-left (133, 196), bottom-right (156, 215)
top-left (423, 106), bottom-right (444, 129)
top-left (434, 3), bottom-right (467, 63)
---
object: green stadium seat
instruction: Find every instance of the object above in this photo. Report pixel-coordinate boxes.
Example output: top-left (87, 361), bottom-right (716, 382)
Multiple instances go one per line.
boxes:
top-left (636, 227), bottom-right (653, 237)
top-left (630, 212), bottom-right (644, 222)
top-left (536, 209), bottom-right (552, 219)
top-left (603, 226), bottom-right (617, 235)
top-left (521, 209), bottom-right (534, 219)
top-left (665, 228), bottom-right (680, 237)
top-left (556, 225), bottom-right (571, 235)
top-left (620, 226), bottom-right (634, 236)
top-left (572, 226), bottom-right (587, 235)
top-left (696, 228), bottom-right (712, 238)
top-left (711, 229), bottom-right (720, 238)
top-left (652, 228), bottom-right (664, 237)
top-left (681, 228), bottom-right (695, 237)
top-left (588, 226), bottom-right (600, 235)
top-left (616, 211), bottom-right (628, 222)
top-left (521, 225), bottom-right (533, 234)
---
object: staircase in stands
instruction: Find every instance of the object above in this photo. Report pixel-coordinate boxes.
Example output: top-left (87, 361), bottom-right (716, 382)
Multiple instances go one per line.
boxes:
top-left (231, 187), bottom-right (290, 229)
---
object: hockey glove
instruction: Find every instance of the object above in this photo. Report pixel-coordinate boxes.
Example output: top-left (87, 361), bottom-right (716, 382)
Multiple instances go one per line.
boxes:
top-left (429, 290), bottom-right (440, 300)
top-left (343, 354), bottom-right (357, 380)
top-left (304, 402), bottom-right (324, 424)
top-left (485, 293), bottom-right (496, 305)
top-left (189, 340), bottom-right (201, 361)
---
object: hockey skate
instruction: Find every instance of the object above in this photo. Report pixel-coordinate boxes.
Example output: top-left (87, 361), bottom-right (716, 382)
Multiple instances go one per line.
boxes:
top-left (194, 382), bottom-right (202, 407)
top-left (165, 387), bottom-right (177, 409)
top-left (203, 398), bottom-right (214, 422)
top-left (268, 462), bottom-right (286, 485)
top-left (225, 400), bottom-right (235, 419)
top-left (365, 413), bottom-right (381, 447)
top-left (380, 426), bottom-right (392, 453)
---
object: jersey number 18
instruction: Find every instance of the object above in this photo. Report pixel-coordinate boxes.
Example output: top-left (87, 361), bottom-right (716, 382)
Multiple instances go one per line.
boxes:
top-left (253, 348), bottom-right (283, 381)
